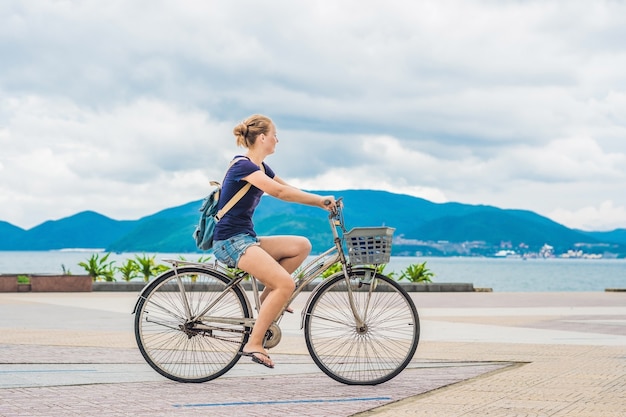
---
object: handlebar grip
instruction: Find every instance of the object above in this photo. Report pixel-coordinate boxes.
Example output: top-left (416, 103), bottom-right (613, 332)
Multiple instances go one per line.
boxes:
top-left (324, 199), bottom-right (332, 206)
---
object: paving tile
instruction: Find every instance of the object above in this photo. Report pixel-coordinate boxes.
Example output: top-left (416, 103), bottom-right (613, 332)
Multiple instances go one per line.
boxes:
top-left (1, 291), bottom-right (625, 416)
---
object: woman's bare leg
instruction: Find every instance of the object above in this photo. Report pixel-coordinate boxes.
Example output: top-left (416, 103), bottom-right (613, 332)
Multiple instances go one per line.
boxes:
top-left (236, 247), bottom-right (295, 367)
top-left (236, 236), bottom-right (311, 367)
top-left (258, 236), bottom-right (311, 305)
top-left (259, 235), bottom-right (311, 273)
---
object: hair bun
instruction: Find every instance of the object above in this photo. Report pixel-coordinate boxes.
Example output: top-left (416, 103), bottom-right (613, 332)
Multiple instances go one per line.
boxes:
top-left (233, 114), bottom-right (272, 148)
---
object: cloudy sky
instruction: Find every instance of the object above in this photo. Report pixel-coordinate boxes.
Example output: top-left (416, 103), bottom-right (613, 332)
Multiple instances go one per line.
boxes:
top-left (1, 1), bottom-right (626, 231)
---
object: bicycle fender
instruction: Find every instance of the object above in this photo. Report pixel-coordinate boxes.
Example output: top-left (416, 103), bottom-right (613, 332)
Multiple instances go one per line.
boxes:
top-left (299, 266), bottom-right (378, 329)
top-left (132, 280), bottom-right (161, 314)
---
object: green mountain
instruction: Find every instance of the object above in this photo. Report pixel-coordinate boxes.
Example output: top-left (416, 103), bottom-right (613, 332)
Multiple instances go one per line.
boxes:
top-left (577, 229), bottom-right (626, 246)
top-left (1, 190), bottom-right (624, 257)
top-left (0, 221), bottom-right (26, 250)
top-left (411, 210), bottom-right (593, 249)
top-left (109, 215), bottom-right (199, 253)
top-left (1, 211), bottom-right (136, 250)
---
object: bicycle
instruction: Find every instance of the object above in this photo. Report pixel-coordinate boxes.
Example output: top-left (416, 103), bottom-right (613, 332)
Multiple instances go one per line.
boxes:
top-left (133, 199), bottom-right (420, 385)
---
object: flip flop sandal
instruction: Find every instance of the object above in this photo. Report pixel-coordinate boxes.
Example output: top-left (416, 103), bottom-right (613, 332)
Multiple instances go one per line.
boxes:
top-left (240, 351), bottom-right (274, 369)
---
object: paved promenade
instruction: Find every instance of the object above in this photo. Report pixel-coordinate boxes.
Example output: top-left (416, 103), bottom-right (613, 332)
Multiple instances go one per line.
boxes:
top-left (0, 290), bottom-right (624, 416)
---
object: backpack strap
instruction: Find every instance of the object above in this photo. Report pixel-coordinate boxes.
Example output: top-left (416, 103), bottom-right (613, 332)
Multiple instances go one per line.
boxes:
top-left (215, 158), bottom-right (266, 221)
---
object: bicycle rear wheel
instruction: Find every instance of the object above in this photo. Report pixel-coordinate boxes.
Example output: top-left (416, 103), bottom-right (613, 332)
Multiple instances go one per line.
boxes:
top-left (134, 267), bottom-right (250, 383)
top-left (304, 269), bottom-right (420, 385)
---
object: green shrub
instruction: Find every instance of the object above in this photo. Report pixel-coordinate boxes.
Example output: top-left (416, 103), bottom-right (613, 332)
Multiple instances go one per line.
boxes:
top-left (134, 254), bottom-right (159, 282)
top-left (398, 262), bottom-right (434, 283)
top-left (78, 253), bottom-right (116, 282)
top-left (117, 259), bottom-right (140, 282)
top-left (370, 264), bottom-right (397, 280)
top-left (321, 262), bottom-right (343, 278)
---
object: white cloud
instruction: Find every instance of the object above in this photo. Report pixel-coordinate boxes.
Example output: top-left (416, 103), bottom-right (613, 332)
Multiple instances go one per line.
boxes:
top-left (0, 95), bottom-right (237, 228)
top-left (288, 166), bottom-right (449, 204)
top-left (497, 137), bottom-right (626, 183)
top-left (1, 0), bottom-right (626, 232)
top-left (549, 201), bottom-right (626, 231)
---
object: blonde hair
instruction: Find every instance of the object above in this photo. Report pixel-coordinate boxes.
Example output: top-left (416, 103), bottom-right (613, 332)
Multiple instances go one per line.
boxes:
top-left (233, 114), bottom-right (273, 148)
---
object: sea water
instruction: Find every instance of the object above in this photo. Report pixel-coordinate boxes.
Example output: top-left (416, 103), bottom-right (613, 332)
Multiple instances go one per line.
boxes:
top-left (0, 251), bottom-right (624, 292)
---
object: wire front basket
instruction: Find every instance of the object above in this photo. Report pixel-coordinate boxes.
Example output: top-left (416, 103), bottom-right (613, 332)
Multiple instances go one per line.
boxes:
top-left (344, 227), bottom-right (395, 265)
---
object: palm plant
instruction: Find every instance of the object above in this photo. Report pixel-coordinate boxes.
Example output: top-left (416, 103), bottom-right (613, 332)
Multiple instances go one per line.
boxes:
top-left (321, 263), bottom-right (397, 279)
top-left (176, 255), bottom-right (214, 282)
top-left (153, 263), bottom-right (170, 276)
top-left (226, 267), bottom-right (247, 280)
top-left (399, 261), bottom-right (434, 283)
top-left (196, 255), bottom-right (213, 263)
top-left (118, 259), bottom-right (140, 282)
top-left (78, 253), bottom-right (116, 282)
top-left (370, 263), bottom-right (397, 280)
top-left (321, 262), bottom-right (343, 278)
top-left (135, 254), bottom-right (158, 282)
top-left (175, 254), bottom-right (213, 264)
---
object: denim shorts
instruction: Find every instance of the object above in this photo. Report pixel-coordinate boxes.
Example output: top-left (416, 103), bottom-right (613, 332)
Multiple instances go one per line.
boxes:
top-left (212, 233), bottom-right (260, 268)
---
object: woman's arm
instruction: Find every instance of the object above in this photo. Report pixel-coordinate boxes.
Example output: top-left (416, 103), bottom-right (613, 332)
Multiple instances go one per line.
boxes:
top-left (244, 171), bottom-right (335, 210)
top-left (272, 175), bottom-right (293, 187)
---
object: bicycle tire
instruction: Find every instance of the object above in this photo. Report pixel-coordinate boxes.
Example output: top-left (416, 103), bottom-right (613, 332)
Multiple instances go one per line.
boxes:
top-left (304, 269), bottom-right (420, 385)
top-left (134, 266), bottom-right (250, 383)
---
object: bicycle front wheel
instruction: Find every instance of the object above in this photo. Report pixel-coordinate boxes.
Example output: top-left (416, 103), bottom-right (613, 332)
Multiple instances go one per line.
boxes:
top-left (134, 267), bottom-right (250, 383)
top-left (304, 269), bottom-right (420, 385)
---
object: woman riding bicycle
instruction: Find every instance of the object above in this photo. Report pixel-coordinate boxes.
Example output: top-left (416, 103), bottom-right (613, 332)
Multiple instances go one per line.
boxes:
top-left (212, 114), bottom-right (336, 368)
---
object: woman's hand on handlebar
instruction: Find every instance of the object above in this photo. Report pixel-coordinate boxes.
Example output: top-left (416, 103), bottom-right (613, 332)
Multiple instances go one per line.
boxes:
top-left (321, 196), bottom-right (337, 212)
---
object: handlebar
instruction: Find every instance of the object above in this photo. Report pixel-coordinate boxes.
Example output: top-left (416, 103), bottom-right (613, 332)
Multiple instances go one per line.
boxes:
top-left (325, 197), bottom-right (343, 213)
top-left (326, 197), bottom-right (345, 232)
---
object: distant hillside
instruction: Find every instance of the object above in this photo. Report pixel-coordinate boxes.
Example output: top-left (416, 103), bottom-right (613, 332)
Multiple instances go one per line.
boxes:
top-left (1, 190), bottom-right (624, 257)
top-left (0, 221), bottom-right (26, 250)
top-left (410, 209), bottom-right (596, 250)
top-left (109, 215), bottom-right (199, 253)
top-left (1, 211), bottom-right (136, 250)
top-left (577, 229), bottom-right (626, 246)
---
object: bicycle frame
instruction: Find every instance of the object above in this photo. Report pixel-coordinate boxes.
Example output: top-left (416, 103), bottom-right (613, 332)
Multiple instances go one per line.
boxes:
top-left (138, 201), bottom-right (372, 336)
top-left (252, 201), bottom-right (370, 328)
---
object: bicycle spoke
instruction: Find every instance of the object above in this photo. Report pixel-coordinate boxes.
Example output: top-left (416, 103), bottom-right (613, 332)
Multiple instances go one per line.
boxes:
top-left (305, 272), bottom-right (419, 385)
top-left (135, 268), bottom-right (250, 382)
